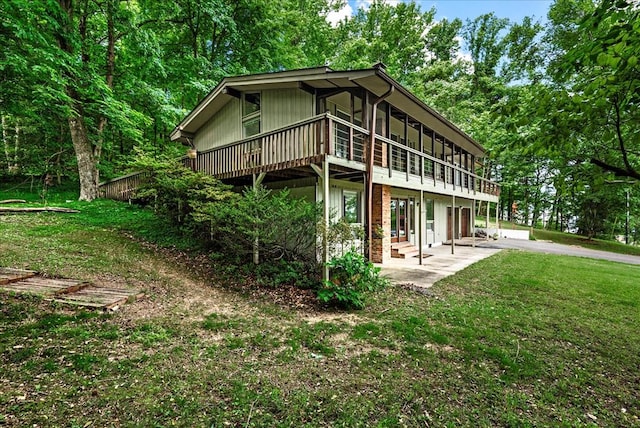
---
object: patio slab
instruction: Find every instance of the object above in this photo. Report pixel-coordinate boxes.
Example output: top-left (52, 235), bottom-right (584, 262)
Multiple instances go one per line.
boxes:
top-left (377, 243), bottom-right (501, 288)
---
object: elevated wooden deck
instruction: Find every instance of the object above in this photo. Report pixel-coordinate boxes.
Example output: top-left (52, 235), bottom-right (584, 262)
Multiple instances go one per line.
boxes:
top-left (100, 113), bottom-right (500, 200)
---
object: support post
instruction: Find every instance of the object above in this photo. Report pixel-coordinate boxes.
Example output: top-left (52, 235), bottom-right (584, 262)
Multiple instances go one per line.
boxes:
top-left (485, 201), bottom-right (489, 232)
top-left (419, 190), bottom-right (424, 265)
top-left (472, 199), bottom-right (476, 248)
top-left (496, 199), bottom-right (500, 236)
top-left (322, 160), bottom-right (330, 282)
top-left (252, 173), bottom-right (259, 265)
top-left (451, 193), bottom-right (456, 255)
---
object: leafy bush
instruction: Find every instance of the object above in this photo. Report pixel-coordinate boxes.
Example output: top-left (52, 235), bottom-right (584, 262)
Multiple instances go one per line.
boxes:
top-left (247, 259), bottom-right (319, 289)
top-left (317, 250), bottom-right (388, 309)
top-left (200, 186), bottom-right (322, 267)
top-left (324, 218), bottom-right (365, 258)
top-left (131, 151), bottom-right (236, 236)
top-left (130, 153), bottom-right (322, 287)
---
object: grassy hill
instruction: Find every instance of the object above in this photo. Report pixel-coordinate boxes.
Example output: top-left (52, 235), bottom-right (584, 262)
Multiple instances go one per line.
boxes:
top-left (1, 186), bottom-right (639, 426)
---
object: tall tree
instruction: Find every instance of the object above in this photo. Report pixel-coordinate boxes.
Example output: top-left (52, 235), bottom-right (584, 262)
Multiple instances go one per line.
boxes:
top-left (462, 13), bottom-right (509, 90)
top-left (331, 0), bottom-right (435, 82)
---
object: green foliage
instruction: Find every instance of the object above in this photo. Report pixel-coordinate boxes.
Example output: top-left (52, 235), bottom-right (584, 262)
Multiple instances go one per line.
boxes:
top-left (203, 185), bottom-right (321, 268)
top-left (324, 217), bottom-right (365, 258)
top-left (317, 250), bottom-right (388, 309)
top-left (131, 151), bottom-right (236, 233)
top-left (332, 1), bottom-right (436, 84)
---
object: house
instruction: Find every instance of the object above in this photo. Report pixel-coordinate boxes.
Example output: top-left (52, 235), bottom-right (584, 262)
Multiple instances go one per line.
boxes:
top-left (102, 64), bottom-right (500, 265)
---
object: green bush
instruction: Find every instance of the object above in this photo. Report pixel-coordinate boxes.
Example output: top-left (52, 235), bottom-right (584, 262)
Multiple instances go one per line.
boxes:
top-left (317, 250), bottom-right (388, 309)
top-left (202, 186), bottom-right (321, 267)
top-left (131, 151), bottom-right (236, 237)
top-left (131, 152), bottom-right (322, 288)
top-left (248, 259), bottom-right (319, 289)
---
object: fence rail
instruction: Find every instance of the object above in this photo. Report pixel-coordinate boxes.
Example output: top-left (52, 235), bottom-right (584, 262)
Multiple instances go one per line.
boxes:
top-left (99, 171), bottom-right (147, 201)
top-left (99, 113), bottom-right (500, 200)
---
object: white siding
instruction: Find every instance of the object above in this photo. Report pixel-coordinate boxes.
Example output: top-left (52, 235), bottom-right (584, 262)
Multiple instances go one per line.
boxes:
top-left (262, 89), bottom-right (313, 132)
top-left (194, 99), bottom-right (241, 151)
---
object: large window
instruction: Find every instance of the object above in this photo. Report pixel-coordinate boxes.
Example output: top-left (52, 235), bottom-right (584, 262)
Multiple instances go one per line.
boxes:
top-left (242, 92), bottom-right (261, 137)
top-left (343, 190), bottom-right (360, 223)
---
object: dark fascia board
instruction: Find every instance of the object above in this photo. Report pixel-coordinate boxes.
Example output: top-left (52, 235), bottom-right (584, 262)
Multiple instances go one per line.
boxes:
top-left (170, 129), bottom-right (195, 144)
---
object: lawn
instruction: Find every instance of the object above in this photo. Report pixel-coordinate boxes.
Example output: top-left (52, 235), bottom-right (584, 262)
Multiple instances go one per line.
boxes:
top-left (1, 194), bottom-right (639, 426)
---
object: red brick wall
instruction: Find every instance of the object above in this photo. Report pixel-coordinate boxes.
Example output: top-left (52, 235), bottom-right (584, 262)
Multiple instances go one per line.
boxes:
top-left (371, 184), bottom-right (391, 263)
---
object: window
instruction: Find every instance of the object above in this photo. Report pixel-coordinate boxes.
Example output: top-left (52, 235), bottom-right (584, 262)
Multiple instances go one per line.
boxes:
top-left (425, 199), bottom-right (434, 232)
top-left (343, 190), bottom-right (360, 223)
top-left (242, 92), bottom-right (260, 137)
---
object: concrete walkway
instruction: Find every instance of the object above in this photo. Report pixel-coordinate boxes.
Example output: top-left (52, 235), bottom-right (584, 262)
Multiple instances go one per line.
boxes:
top-left (377, 244), bottom-right (501, 289)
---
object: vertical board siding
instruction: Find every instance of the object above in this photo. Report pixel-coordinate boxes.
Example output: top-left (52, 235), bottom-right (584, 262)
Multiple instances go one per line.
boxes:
top-left (262, 89), bottom-right (313, 132)
top-left (194, 98), bottom-right (241, 151)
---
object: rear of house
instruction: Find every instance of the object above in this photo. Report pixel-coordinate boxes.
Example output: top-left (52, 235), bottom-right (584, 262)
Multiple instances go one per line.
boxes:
top-left (104, 64), bottom-right (500, 264)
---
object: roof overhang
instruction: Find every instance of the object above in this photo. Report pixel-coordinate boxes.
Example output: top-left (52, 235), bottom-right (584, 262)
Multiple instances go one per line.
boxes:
top-left (170, 65), bottom-right (486, 157)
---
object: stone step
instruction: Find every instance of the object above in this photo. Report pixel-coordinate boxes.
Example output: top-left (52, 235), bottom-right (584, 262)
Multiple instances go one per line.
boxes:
top-left (391, 242), bottom-right (420, 259)
top-left (390, 241), bottom-right (413, 250)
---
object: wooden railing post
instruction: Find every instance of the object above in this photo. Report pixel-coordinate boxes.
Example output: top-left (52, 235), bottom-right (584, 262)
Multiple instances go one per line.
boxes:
top-left (327, 116), bottom-right (334, 155)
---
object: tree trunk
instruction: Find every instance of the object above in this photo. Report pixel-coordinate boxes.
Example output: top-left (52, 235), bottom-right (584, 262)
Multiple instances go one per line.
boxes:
top-left (69, 115), bottom-right (99, 201)
top-left (12, 120), bottom-right (20, 173)
top-left (2, 115), bottom-right (9, 173)
top-left (56, 0), bottom-right (100, 201)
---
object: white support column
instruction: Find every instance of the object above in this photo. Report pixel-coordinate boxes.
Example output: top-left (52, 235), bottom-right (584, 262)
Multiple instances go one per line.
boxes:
top-left (419, 190), bottom-right (424, 265)
top-left (485, 201), bottom-right (489, 238)
top-left (451, 193), bottom-right (455, 255)
top-left (472, 199), bottom-right (476, 248)
top-left (496, 199), bottom-right (500, 236)
top-left (252, 173), bottom-right (260, 265)
top-left (322, 160), bottom-right (330, 282)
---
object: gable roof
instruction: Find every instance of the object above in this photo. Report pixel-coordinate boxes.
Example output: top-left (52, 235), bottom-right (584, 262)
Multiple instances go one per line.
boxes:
top-left (170, 65), bottom-right (486, 157)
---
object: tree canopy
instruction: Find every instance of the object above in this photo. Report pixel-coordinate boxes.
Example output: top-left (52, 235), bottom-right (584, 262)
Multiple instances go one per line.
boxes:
top-left (1, 0), bottom-right (637, 241)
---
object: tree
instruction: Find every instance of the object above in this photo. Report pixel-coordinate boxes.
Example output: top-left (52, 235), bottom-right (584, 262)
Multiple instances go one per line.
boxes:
top-left (560, 0), bottom-right (640, 181)
top-left (462, 13), bottom-right (509, 91)
top-left (331, 0), bottom-right (435, 82)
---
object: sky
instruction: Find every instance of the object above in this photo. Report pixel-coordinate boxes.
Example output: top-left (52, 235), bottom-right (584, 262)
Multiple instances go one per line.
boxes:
top-left (425, 0), bottom-right (552, 24)
top-left (328, 0), bottom-right (554, 26)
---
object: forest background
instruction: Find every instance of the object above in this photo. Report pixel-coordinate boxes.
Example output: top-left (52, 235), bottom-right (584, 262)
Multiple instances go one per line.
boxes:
top-left (1, 0), bottom-right (638, 242)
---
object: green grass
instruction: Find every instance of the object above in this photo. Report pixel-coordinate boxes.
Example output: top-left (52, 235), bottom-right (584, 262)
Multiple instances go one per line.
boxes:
top-left (531, 227), bottom-right (640, 255)
top-left (1, 185), bottom-right (640, 426)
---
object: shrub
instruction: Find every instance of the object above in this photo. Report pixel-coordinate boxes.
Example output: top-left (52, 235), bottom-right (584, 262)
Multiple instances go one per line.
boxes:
top-left (202, 186), bottom-right (322, 267)
top-left (317, 250), bottom-right (388, 309)
top-left (324, 218), bottom-right (365, 258)
top-left (131, 151), bottom-right (237, 237)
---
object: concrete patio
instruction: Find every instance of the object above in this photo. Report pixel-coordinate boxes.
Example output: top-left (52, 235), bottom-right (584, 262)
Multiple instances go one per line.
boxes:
top-left (377, 242), bottom-right (501, 288)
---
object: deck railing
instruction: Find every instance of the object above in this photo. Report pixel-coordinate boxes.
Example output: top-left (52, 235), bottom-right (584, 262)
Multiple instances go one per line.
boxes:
top-left (100, 113), bottom-right (499, 200)
top-left (99, 171), bottom-right (148, 200)
top-left (192, 115), bottom-right (327, 179)
top-left (378, 134), bottom-right (500, 196)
